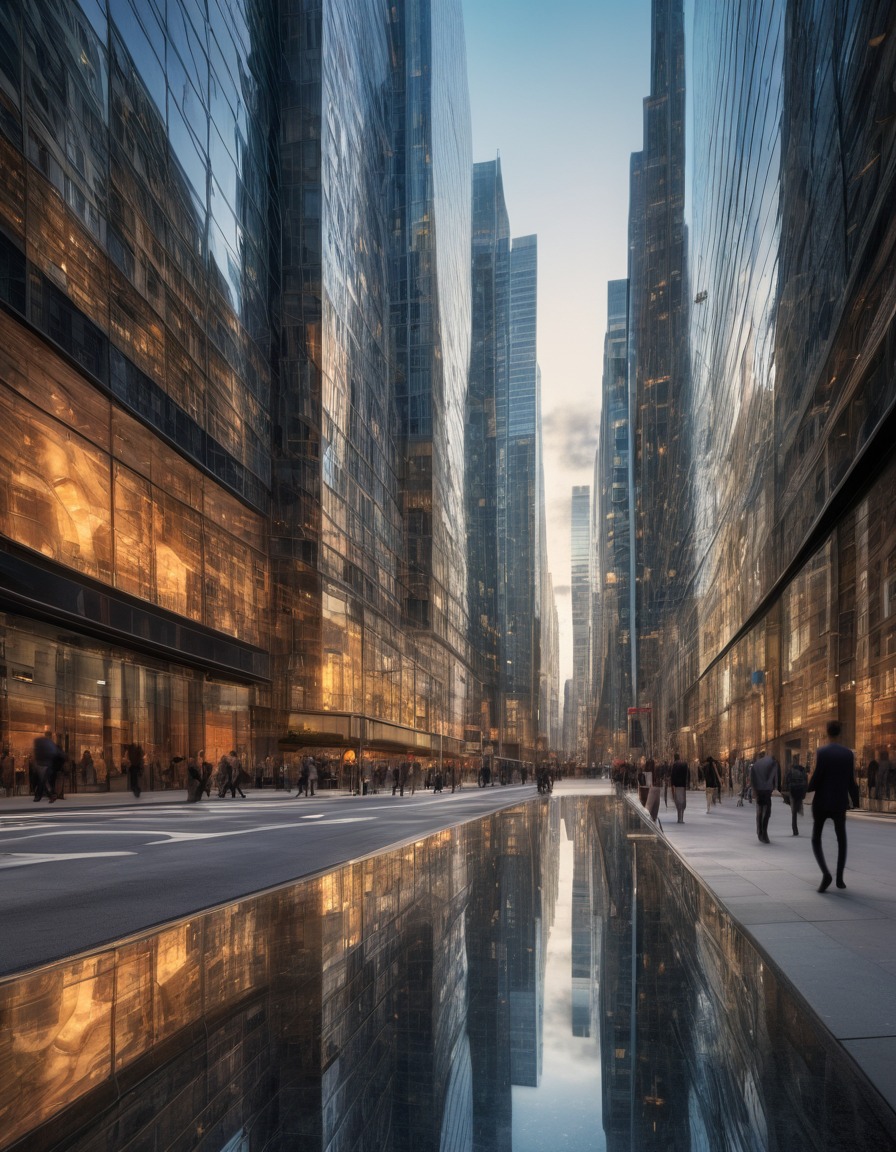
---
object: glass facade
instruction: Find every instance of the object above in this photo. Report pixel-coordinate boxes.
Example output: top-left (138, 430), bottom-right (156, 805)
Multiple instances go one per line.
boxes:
top-left (570, 484), bottom-right (591, 763)
top-left (501, 236), bottom-right (542, 760)
top-left (0, 0), bottom-right (484, 780)
top-left (626, 0), bottom-right (691, 750)
top-left (591, 0), bottom-right (896, 806)
top-left (466, 160), bottom-right (557, 764)
top-left (0, 0), bottom-right (277, 776)
top-left (467, 159), bottom-right (510, 740)
top-left (273, 0), bottom-right (406, 731)
top-left (593, 279), bottom-right (633, 759)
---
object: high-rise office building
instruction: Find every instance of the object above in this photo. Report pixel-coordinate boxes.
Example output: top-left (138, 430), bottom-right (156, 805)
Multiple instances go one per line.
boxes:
top-left (501, 234), bottom-right (541, 762)
top-left (570, 485), bottom-right (591, 763)
top-left (390, 0), bottom-right (474, 749)
top-left (467, 159), bottom-right (556, 765)
top-left (593, 280), bottom-right (634, 759)
top-left (627, 0), bottom-right (691, 751)
top-left (620, 0), bottom-right (896, 793)
top-left (468, 158), bottom-right (511, 743)
top-left (273, 0), bottom-right (473, 771)
top-left (0, 0), bottom-right (278, 785)
top-left (0, 0), bottom-right (478, 787)
top-left (275, 0), bottom-right (475, 767)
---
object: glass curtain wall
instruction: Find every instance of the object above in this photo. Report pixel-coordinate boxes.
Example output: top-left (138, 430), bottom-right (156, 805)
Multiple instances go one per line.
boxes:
top-left (622, 0), bottom-right (896, 804)
top-left (0, 0), bottom-right (279, 773)
top-left (593, 279), bottom-right (632, 761)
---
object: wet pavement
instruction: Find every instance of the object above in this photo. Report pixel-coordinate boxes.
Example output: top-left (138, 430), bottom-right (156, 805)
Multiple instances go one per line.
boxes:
top-left (625, 784), bottom-right (896, 1115)
top-left (0, 782), bottom-right (540, 975)
top-left (1, 784), bottom-right (895, 1151)
top-left (2, 791), bottom-right (894, 1152)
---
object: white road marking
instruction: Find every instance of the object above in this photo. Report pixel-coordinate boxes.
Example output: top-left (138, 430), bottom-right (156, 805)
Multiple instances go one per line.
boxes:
top-left (0, 851), bottom-right (136, 869)
top-left (144, 817), bottom-right (375, 843)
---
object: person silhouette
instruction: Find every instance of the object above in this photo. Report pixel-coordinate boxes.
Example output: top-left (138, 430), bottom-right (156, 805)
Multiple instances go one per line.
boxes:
top-left (807, 721), bottom-right (860, 892)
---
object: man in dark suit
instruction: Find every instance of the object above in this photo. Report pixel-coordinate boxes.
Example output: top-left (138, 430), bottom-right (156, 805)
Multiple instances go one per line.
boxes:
top-left (807, 721), bottom-right (860, 892)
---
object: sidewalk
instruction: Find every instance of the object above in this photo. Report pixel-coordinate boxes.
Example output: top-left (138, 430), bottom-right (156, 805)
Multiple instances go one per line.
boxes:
top-left (623, 785), bottom-right (896, 1114)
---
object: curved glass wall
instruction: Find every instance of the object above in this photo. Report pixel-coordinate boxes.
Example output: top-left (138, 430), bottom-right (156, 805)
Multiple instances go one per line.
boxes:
top-left (620, 0), bottom-right (896, 801)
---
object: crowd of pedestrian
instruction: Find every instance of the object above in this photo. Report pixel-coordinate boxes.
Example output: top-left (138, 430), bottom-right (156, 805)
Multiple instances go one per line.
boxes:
top-left (623, 721), bottom-right (862, 891)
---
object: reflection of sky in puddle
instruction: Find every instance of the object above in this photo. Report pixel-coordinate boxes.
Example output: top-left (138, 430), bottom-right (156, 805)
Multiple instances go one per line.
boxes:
top-left (513, 835), bottom-right (605, 1152)
top-left (7, 797), bottom-right (896, 1152)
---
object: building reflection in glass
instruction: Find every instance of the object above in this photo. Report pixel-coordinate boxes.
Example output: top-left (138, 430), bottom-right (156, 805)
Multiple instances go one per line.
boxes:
top-left (612, 0), bottom-right (896, 798)
top-left (2, 798), bottom-right (895, 1152)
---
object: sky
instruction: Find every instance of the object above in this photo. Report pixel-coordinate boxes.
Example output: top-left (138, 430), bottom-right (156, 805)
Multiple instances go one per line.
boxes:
top-left (512, 834), bottom-right (605, 1151)
top-left (461, 0), bottom-right (652, 685)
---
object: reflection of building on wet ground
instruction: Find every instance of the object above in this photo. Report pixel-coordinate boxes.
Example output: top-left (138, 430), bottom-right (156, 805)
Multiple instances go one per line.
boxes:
top-left (0, 798), bottom-right (560, 1151)
top-left (595, 793), bottom-right (896, 1151)
top-left (2, 792), bottom-right (894, 1150)
top-left (568, 796), bottom-right (597, 1037)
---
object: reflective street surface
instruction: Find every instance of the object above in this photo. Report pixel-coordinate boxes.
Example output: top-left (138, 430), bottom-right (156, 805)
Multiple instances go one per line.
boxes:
top-left (0, 786), bottom-right (535, 975)
top-left (1, 796), bottom-right (895, 1152)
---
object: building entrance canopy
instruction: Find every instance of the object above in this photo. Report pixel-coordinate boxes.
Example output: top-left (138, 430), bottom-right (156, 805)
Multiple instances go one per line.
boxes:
top-left (283, 712), bottom-right (465, 759)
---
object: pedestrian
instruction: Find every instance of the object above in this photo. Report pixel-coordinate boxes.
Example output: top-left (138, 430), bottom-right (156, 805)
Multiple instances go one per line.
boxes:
top-left (392, 765), bottom-right (401, 795)
top-left (297, 757), bottom-right (310, 797)
top-left (638, 763), bottom-right (650, 807)
top-left (865, 755), bottom-right (877, 803)
top-left (807, 721), bottom-right (860, 892)
top-left (187, 753), bottom-right (204, 803)
top-left (876, 747), bottom-right (892, 803)
top-left (200, 751), bottom-right (213, 796)
top-left (702, 756), bottom-right (720, 813)
top-left (127, 742), bottom-right (144, 798)
top-left (659, 760), bottom-right (670, 808)
top-left (32, 729), bottom-right (62, 802)
top-left (738, 760), bottom-right (753, 805)
top-left (644, 758), bottom-right (662, 824)
top-left (434, 769), bottom-right (444, 793)
top-left (750, 749), bottom-right (779, 843)
top-left (220, 750), bottom-right (246, 798)
top-left (308, 756), bottom-right (318, 797)
top-left (216, 753), bottom-right (230, 797)
top-left (1, 746), bottom-right (14, 797)
top-left (670, 755), bottom-right (688, 823)
top-left (784, 756), bottom-right (808, 836)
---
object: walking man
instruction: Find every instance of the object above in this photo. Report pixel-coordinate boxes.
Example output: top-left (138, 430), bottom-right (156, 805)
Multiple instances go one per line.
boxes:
top-left (670, 755), bottom-right (688, 823)
top-left (876, 747), bottom-right (892, 802)
top-left (33, 728), bottom-right (61, 802)
top-left (807, 721), bottom-right (860, 892)
top-left (750, 749), bottom-right (779, 843)
top-left (784, 756), bottom-right (808, 836)
top-left (702, 756), bottom-right (720, 813)
top-left (127, 742), bottom-right (144, 798)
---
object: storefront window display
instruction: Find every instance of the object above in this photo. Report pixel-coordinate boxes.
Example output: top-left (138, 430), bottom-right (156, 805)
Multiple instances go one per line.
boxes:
top-left (0, 613), bottom-right (251, 794)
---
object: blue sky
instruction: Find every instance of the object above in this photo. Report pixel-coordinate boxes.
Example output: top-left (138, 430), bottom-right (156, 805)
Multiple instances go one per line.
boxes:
top-left (461, 0), bottom-right (652, 683)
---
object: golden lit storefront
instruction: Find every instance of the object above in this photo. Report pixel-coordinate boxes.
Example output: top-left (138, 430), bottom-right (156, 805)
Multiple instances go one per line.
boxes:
top-left (0, 320), bottom-right (271, 791)
top-left (0, 612), bottom-right (257, 792)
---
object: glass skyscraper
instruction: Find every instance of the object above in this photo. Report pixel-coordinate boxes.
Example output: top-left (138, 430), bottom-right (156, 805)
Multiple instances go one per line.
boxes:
top-left (466, 159), bottom-right (556, 767)
top-left (0, 0), bottom-right (479, 787)
top-left (610, 0), bottom-right (896, 800)
top-left (570, 484), bottom-right (591, 764)
top-left (467, 159), bottom-right (510, 742)
top-left (593, 279), bottom-right (633, 759)
top-left (0, 0), bottom-right (278, 785)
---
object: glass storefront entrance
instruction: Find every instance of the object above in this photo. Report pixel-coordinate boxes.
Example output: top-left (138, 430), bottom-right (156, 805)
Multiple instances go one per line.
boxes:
top-left (0, 613), bottom-right (253, 794)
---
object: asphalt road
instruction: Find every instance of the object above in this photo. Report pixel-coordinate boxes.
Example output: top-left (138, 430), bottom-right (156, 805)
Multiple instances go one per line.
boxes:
top-left (0, 785), bottom-right (541, 977)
